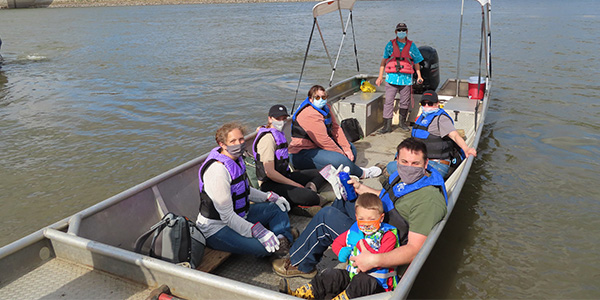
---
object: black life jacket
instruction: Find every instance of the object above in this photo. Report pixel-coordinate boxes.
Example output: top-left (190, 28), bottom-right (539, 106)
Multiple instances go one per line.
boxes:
top-left (411, 109), bottom-right (456, 159)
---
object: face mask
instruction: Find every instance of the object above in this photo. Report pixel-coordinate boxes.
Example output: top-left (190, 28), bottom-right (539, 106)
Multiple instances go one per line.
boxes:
top-left (357, 219), bottom-right (382, 235)
top-left (397, 163), bottom-right (425, 184)
top-left (313, 99), bottom-right (327, 109)
top-left (397, 32), bottom-right (407, 39)
top-left (422, 107), bottom-right (440, 116)
top-left (225, 142), bottom-right (245, 159)
top-left (271, 120), bottom-right (285, 132)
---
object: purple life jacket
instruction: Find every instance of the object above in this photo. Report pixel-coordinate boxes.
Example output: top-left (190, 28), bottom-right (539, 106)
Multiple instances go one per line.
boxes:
top-left (252, 127), bottom-right (290, 182)
top-left (198, 147), bottom-right (250, 220)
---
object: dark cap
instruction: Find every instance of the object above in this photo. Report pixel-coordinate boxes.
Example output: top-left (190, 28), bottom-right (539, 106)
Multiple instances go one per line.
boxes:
top-left (396, 23), bottom-right (408, 31)
top-left (268, 105), bottom-right (289, 118)
top-left (421, 90), bottom-right (439, 103)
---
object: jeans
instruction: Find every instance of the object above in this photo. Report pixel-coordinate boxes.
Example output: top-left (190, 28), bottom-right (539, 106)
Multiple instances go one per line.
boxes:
top-left (206, 202), bottom-right (292, 257)
top-left (386, 160), bottom-right (449, 178)
top-left (427, 160), bottom-right (450, 178)
top-left (289, 199), bottom-right (356, 273)
top-left (290, 143), bottom-right (363, 178)
top-left (260, 169), bottom-right (325, 207)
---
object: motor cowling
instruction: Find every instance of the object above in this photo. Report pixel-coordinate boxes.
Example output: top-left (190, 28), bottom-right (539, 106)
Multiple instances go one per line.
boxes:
top-left (413, 46), bottom-right (439, 93)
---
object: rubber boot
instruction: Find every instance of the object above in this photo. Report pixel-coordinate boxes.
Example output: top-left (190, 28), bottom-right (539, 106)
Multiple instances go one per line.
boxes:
top-left (378, 118), bottom-right (392, 134)
top-left (332, 290), bottom-right (350, 300)
top-left (279, 278), bottom-right (293, 295)
top-left (399, 109), bottom-right (409, 131)
top-left (286, 282), bottom-right (315, 299)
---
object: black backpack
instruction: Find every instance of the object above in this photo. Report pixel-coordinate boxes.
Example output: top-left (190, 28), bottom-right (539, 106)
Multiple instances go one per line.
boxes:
top-left (134, 212), bottom-right (205, 269)
top-left (341, 118), bottom-right (364, 142)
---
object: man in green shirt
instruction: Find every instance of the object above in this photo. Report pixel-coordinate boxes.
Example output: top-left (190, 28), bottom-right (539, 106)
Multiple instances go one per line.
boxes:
top-left (273, 138), bottom-right (447, 282)
top-left (349, 137), bottom-right (447, 271)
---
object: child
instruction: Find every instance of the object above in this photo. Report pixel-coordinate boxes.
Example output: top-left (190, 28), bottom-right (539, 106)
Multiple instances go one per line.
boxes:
top-left (280, 193), bottom-right (400, 300)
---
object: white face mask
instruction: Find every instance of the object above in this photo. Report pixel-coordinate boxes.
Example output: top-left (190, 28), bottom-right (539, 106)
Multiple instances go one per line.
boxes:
top-left (271, 120), bottom-right (285, 132)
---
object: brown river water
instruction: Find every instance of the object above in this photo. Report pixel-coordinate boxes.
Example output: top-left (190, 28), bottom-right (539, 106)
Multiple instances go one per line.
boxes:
top-left (1, 0), bottom-right (599, 298)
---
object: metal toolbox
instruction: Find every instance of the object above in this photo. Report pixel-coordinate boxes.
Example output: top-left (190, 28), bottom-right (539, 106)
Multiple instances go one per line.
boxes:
top-left (332, 91), bottom-right (384, 136)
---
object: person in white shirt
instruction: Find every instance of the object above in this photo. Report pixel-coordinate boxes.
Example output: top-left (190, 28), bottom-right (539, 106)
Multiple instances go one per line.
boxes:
top-left (197, 122), bottom-right (293, 256)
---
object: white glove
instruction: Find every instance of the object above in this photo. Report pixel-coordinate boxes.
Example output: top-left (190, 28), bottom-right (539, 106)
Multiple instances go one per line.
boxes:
top-left (267, 191), bottom-right (291, 212)
top-left (319, 164), bottom-right (344, 200)
top-left (251, 222), bottom-right (280, 253)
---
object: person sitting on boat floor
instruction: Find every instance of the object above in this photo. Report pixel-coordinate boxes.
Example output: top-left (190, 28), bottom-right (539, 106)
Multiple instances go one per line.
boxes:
top-left (253, 104), bottom-right (326, 217)
top-left (272, 137), bottom-right (447, 280)
top-left (375, 22), bottom-right (424, 133)
top-left (280, 193), bottom-right (400, 300)
top-left (386, 90), bottom-right (477, 179)
top-left (197, 122), bottom-right (294, 257)
top-left (288, 84), bottom-right (382, 179)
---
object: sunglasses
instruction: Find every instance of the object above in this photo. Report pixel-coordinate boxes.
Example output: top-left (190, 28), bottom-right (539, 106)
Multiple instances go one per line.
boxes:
top-left (313, 95), bottom-right (328, 100)
top-left (420, 101), bottom-right (436, 106)
top-left (397, 29), bottom-right (407, 32)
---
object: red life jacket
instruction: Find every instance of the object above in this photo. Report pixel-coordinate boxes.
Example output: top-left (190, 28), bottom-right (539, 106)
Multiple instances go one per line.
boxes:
top-left (384, 39), bottom-right (414, 74)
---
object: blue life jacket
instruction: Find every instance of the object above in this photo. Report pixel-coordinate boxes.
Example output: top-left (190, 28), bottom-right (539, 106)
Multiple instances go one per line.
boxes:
top-left (411, 109), bottom-right (456, 159)
top-left (291, 97), bottom-right (333, 142)
top-left (252, 127), bottom-right (290, 182)
top-left (379, 165), bottom-right (448, 212)
top-left (345, 222), bottom-right (400, 291)
top-left (198, 147), bottom-right (250, 220)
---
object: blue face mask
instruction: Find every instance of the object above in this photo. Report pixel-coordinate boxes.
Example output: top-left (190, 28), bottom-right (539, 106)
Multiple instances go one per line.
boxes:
top-left (313, 99), bottom-right (327, 109)
top-left (397, 31), bottom-right (407, 39)
top-left (421, 107), bottom-right (440, 116)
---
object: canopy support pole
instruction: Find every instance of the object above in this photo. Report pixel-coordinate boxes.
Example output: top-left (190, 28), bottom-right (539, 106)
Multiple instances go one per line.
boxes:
top-left (455, 0), bottom-right (465, 97)
top-left (350, 12), bottom-right (360, 73)
top-left (291, 18), bottom-right (317, 112)
top-left (328, 10), bottom-right (353, 87)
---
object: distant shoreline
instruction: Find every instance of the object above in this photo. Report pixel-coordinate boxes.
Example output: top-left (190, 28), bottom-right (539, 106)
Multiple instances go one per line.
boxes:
top-left (46, 0), bottom-right (312, 8)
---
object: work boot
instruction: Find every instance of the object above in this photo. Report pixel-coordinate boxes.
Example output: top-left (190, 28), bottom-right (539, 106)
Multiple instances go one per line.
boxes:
top-left (331, 290), bottom-right (350, 300)
top-left (291, 227), bottom-right (300, 240)
top-left (378, 118), bottom-right (392, 134)
top-left (272, 257), bottom-right (317, 278)
top-left (274, 236), bottom-right (291, 257)
top-left (399, 109), bottom-right (410, 131)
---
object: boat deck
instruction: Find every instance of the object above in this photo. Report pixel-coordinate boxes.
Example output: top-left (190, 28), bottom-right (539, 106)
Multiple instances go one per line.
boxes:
top-left (1, 258), bottom-right (150, 299)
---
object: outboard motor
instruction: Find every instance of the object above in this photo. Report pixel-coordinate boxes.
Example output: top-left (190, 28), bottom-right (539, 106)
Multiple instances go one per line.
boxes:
top-left (413, 46), bottom-right (439, 93)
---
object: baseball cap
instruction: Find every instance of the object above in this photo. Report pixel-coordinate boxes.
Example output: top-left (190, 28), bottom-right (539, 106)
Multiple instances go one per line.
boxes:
top-left (268, 105), bottom-right (289, 118)
top-left (396, 23), bottom-right (408, 31)
top-left (420, 90), bottom-right (439, 103)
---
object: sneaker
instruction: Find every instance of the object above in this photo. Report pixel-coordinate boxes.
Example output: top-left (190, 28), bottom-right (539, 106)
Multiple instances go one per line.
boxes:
top-left (290, 205), bottom-right (322, 217)
top-left (272, 257), bottom-right (317, 279)
top-left (305, 182), bottom-right (318, 192)
top-left (361, 166), bottom-right (382, 179)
